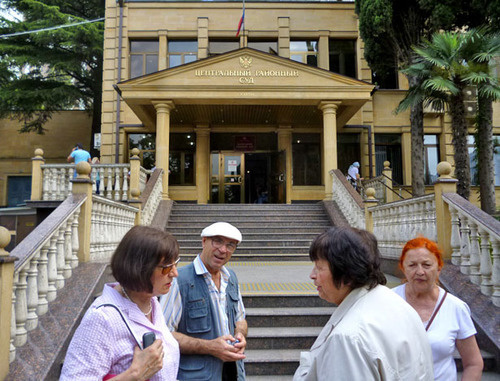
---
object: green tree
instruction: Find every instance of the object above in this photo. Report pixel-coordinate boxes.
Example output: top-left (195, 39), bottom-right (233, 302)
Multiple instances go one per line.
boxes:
top-left (0, 0), bottom-right (104, 156)
top-left (463, 29), bottom-right (500, 214)
top-left (397, 32), bottom-right (474, 200)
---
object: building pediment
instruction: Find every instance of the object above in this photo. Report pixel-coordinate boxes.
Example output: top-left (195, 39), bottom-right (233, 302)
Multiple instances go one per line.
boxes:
top-left (117, 48), bottom-right (375, 128)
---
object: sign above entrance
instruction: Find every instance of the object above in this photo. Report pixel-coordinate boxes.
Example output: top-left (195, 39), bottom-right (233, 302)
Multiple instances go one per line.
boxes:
top-left (234, 136), bottom-right (256, 151)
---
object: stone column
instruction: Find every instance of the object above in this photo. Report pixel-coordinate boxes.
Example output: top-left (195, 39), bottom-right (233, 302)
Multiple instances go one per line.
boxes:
top-left (129, 148), bottom-right (141, 200)
top-left (198, 17), bottom-right (209, 59)
top-left (278, 17), bottom-right (290, 58)
top-left (195, 125), bottom-right (210, 204)
top-left (433, 161), bottom-right (458, 259)
top-left (319, 101), bottom-right (341, 200)
top-left (158, 30), bottom-right (168, 70)
top-left (364, 188), bottom-right (379, 232)
top-left (277, 125), bottom-right (292, 204)
top-left (382, 161), bottom-right (393, 203)
top-left (153, 101), bottom-right (174, 200)
top-left (318, 31), bottom-right (329, 70)
top-left (71, 162), bottom-right (93, 263)
top-left (30, 148), bottom-right (45, 201)
top-left (0, 226), bottom-right (16, 379)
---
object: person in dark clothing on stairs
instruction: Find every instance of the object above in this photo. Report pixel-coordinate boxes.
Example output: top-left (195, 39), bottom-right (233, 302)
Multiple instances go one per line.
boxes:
top-left (160, 221), bottom-right (247, 381)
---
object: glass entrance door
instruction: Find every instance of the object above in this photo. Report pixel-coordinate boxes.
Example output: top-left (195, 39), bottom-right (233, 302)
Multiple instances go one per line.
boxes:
top-left (211, 152), bottom-right (245, 203)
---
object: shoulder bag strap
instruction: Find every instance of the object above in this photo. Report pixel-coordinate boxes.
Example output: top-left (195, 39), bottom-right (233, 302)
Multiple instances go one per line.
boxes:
top-left (97, 303), bottom-right (143, 349)
top-left (425, 291), bottom-right (448, 331)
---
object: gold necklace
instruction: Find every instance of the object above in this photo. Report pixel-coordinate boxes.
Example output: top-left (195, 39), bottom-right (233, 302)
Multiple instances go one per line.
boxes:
top-left (122, 286), bottom-right (153, 316)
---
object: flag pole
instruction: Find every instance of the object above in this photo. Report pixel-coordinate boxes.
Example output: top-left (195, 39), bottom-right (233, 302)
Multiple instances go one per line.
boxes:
top-left (236, 0), bottom-right (245, 37)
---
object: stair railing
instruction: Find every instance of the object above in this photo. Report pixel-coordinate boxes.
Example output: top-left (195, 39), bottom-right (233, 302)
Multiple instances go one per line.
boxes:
top-left (139, 169), bottom-right (163, 226)
top-left (330, 169), bottom-right (365, 229)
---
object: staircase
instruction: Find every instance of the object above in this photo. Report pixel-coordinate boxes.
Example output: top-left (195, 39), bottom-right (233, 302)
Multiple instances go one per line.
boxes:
top-left (165, 203), bottom-right (332, 261)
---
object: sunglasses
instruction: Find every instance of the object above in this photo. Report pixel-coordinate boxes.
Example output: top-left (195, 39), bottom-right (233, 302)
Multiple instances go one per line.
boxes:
top-left (157, 257), bottom-right (180, 275)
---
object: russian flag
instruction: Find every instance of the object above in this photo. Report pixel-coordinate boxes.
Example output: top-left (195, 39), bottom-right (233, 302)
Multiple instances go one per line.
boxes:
top-left (236, 7), bottom-right (245, 37)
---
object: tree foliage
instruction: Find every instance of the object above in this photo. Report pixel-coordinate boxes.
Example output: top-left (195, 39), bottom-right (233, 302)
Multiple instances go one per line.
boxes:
top-left (0, 0), bottom-right (104, 149)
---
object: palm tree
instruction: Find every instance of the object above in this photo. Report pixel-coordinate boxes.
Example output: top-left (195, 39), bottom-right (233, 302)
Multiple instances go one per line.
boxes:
top-left (462, 29), bottom-right (500, 214)
top-left (397, 31), bottom-right (472, 200)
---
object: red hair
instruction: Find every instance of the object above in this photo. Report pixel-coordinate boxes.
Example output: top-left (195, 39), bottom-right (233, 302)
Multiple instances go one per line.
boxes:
top-left (399, 237), bottom-right (444, 272)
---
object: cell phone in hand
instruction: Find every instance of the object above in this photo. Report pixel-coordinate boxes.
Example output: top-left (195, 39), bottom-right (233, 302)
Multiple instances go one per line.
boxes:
top-left (143, 332), bottom-right (155, 349)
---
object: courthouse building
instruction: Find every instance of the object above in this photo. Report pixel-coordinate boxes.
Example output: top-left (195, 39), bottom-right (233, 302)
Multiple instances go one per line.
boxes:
top-left (2, 0), bottom-right (499, 206)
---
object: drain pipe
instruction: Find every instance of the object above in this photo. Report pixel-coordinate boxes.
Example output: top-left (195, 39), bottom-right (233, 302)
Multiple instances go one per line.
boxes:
top-left (114, 0), bottom-right (124, 163)
top-left (343, 124), bottom-right (374, 178)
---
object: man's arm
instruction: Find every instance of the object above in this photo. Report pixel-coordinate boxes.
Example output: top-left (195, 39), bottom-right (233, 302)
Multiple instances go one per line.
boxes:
top-left (172, 331), bottom-right (246, 362)
top-left (67, 150), bottom-right (75, 163)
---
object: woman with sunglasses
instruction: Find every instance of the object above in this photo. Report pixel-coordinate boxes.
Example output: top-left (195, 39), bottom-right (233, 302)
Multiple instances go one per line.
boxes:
top-left (61, 226), bottom-right (180, 380)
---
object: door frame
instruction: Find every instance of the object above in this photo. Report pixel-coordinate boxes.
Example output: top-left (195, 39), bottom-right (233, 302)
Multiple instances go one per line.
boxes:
top-left (210, 151), bottom-right (245, 203)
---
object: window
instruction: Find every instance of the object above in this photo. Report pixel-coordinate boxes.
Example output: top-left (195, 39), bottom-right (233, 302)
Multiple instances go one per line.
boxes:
top-left (424, 135), bottom-right (440, 184)
top-left (208, 41), bottom-right (240, 56)
top-left (128, 133), bottom-right (196, 185)
top-left (248, 41), bottom-right (278, 55)
top-left (372, 65), bottom-right (399, 89)
top-left (329, 39), bottom-right (356, 78)
top-left (168, 41), bottom-right (197, 68)
top-left (468, 135), bottom-right (500, 186)
top-left (7, 176), bottom-right (31, 207)
top-left (292, 133), bottom-right (321, 185)
top-left (375, 134), bottom-right (403, 185)
top-left (130, 40), bottom-right (159, 78)
top-left (290, 40), bottom-right (318, 66)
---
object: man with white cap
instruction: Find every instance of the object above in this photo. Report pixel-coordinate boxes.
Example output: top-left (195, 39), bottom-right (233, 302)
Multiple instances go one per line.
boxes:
top-left (160, 222), bottom-right (247, 381)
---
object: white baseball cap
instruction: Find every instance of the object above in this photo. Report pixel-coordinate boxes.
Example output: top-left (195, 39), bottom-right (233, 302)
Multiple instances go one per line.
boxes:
top-left (200, 222), bottom-right (242, 243)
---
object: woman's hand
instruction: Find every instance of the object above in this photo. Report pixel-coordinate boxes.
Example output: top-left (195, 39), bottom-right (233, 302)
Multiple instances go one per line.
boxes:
top-left (456, 336), bottom-right (483, 381)
top-left (112, 339), bottom-right (164, 381)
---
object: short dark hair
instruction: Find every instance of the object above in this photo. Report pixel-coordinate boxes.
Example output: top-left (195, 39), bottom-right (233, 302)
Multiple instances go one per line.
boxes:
top-left (309, 226), bottom-right (385, 290)
top-left (351, 228), bottom-right (387, 286)
top-left (75, 143), bottom-right (83, 149)
top-left (111, 226), bottom-right (179, 293)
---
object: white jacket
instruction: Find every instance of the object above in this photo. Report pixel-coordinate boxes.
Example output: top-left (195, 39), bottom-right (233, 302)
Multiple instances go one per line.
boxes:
top-left (294, 285), bottom-right (434, 381)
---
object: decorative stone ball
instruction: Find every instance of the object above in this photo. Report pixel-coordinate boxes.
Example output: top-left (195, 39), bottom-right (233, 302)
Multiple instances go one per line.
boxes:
top-left (34, 148), bottom-right (44, 157)
top-left (131, 148), bottom-right (140, 157)
top-left (0, 226), bottom-right (11, 252)
top-left (383, 161), bottom-right (391, 169)
top-left (76, 161), bottom-right (91, 178)
top-left (130, 188), bottom-right (140, 199)
top-left (365, 187), bottom-right (376, 199)
top-left (436, 161), bottom-right (452, 178)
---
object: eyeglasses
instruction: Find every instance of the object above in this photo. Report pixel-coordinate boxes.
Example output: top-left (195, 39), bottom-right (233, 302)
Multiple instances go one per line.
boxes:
top-left (157, 257), bottom-right (180, 275)
top-left (210, 237), bottom-right (238, 253)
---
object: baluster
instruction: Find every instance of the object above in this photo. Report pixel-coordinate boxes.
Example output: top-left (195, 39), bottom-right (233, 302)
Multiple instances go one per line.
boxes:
top-left (71, 209), bottom-right (80, 268)
top-left (57, 168), bottom-right (65, 199)
top-left (25, 253), bottom-right (40, 331)
top-left (491, 239), bottom-right (500, 307)
top-left (64, 219), bottom-right (73, 278)
top-left (122, 167), bottom-right (129, 200)
top-left (42, 167), bottom-right (50, 200)
top-left (90, 202), bottom-right (98, 258)
top-left (91, 166), bottom-right (97, 194)
top-left (67, 167), bottom-right (73, 194)
top-left (10, 287), bottom-right (16, 362)
top-left (459, 214), bottom-right (471, 275)
top-left (56, 228), bottom-right (65, 289)
top-left (14, 269), bottom-right (28, 347)
top-left (468, 222), bottom-right (481, 285)
top-left (99, 167), bottom-right (105, 195)
top-left (106, 167), bottom-right (113, 199)
top-left (37, 243), bottom-right (49, 315)
top-left (477, 229), bottom-right (491, 295)
top-left (46, 234), bottom-right (58, 302)
top-left (449, 207), bottom-right (461, 266)
top-left (114, 168), bottom-right (121, 201)
top-left (50, 168), bottom-right (58, 201)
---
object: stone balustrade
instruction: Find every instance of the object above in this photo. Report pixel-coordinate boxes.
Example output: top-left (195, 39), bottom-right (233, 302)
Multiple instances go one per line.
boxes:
top-left (90, 196), bottom-right (138, 262)
top-left (443, 192), bottom-right (500, 307)
top-left (330, 169), bottom-right (365, 229)
top-left (42, 163), bottom-right (131, 201)
top-left (8, 194), bottom-right (86, 363)
top-left (370, 194), bottom-right (436, 259)
top-left (140, 169), bottom-right (163, 226)
top-left (362, 175), bottom-right (386, 202)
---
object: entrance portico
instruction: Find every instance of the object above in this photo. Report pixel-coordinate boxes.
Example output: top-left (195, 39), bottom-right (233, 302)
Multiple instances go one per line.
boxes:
top-left (117, 48), bottom-right (374, 203)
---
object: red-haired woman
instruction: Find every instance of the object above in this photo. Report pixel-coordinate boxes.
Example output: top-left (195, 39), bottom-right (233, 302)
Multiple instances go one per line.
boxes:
top-left (393, 237), bottom-right (483, 381)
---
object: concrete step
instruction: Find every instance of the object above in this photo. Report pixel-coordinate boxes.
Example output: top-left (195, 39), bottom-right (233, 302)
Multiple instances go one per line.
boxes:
top-left (243, 294), bottom-right (330, 309)
top-left (246, 307), bottom-right (333, 328)
top-left (167, 221), bottom-right (331, 228)
top-left (245, 349), bottom-right (301, 376)
top-left (247, 326), bottom-right (321, 350)
top-left (167, 226), bottom-right (328, 234)
top-left (173, 232), bottom-right (324, 240)
top-left (180, 247), bottom-right (310, 255)
top-left (177, 239), bottom-right (314, 247)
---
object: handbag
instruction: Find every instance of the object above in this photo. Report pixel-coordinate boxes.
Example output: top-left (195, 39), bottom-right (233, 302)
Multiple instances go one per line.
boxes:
top-left (96, 303), bottom-right (149, 381)
top-left (425, 290), bottom-right (447, 331)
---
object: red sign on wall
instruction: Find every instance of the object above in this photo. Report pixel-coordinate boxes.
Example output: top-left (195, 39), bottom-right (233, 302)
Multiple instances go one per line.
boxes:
top-left (234, 136), bottom-right (256, 151)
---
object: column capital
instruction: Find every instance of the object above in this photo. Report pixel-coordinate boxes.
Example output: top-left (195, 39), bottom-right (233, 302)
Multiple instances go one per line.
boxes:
top-left (152, 101), bottom-right (175, 112)
top-left (195, 125), bottom-right (211, 136)
top-left (318, 30), bottom-right (330, 37)
top-left (318, 101), bottom-right (341, 113)
top-left (158, 30), bottom-right (168, 37)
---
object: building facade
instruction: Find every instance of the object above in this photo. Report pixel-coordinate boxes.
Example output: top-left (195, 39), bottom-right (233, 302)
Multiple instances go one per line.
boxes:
top-left (98, 0), bottom-right (500, 204)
